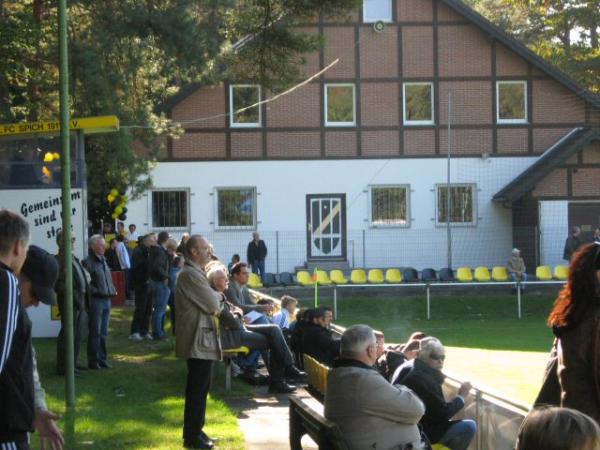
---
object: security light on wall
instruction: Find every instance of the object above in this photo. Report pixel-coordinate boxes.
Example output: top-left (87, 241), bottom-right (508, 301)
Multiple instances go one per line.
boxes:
top-left (373, 21), bottom-right (385, 32)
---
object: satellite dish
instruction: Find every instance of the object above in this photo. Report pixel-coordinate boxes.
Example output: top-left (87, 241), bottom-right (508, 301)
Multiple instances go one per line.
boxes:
top-left (373, 21), bottom-right (385, 33)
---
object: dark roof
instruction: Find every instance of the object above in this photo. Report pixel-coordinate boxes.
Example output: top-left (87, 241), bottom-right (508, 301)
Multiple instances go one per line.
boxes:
top-left (440, 0), bottom-right (600, 109)
top-left (492, 127), bottom-right (600, 205)
top-left (158, 82), bottom-right (203, 114)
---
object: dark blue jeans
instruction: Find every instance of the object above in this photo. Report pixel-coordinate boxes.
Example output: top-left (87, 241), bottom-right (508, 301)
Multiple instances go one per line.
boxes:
top-left (438, 419), bottom-right (477, 450)
top-left (150, 280), bottom-right (170, 339)
top-left (251, 259), bottom-right (265, 279)
top-left (88, 297), bottom-right (111, 364)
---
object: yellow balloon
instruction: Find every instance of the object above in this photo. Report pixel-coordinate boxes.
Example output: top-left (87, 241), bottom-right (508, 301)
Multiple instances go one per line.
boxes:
top-left (114, 206), bottom-right (123, 215)
top-left (111, 212), bottom-right (118, 219)
top-left (53, 152), bottom-right (61, 160)
top-left (110, 188), bottom-right (119, 197)
top-left (107, 194), bottom-right (115, 203)
top-left (43, 152), bottom-right (54, 162)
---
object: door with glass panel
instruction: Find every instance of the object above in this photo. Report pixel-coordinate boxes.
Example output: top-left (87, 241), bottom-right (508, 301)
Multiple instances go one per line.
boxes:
top-left (306, 194), bottom-right (346, 260)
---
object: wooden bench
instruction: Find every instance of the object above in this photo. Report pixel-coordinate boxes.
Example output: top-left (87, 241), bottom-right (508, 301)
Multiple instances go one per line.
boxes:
top-left (289, 394), bottom-right (348, 450)
top-left (222, 346), bottom-right (249, 390)
top-left (303, 354), bottom-right (330, 401)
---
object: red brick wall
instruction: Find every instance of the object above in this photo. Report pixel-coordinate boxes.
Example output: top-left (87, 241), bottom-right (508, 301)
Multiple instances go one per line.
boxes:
top-left (532, 169), bottom-right (568, 197)
top-left (267, 132), bottom-right (320, 157)
top-left (572, 168), bottom-right (600, 197)
top-left (397, 0), bottom-right (433, 22)
top-left (231, 132), bottom-right (262, 159)
top-left (323, 27), bottom-right (356, 79)
top-left (437, 2), bottom-right (465, 22)
top-left (360, 83), bottom-right (399, 126)
top-left (533, 80), bottom-right (586, 123)
top-left (438, 26), bottom-right (491, 77)
top-left (404, 130), bottom-right (436, 155)
top-left (361, 131), bottom-right (400, 156)
top-left (267, 84), bottom-right (320, 128)
top-left (359, 27), bottom-right (398, 78)
top-left (172, 133), bottom-right (226, 159)
top-left (325, 131), bottom-right (357, 157)
top-left (497, 129), bottom-right (529, 153)
top-left (582, 141), bottom-right (600, 164)
top-left (533, 128), bottom-right (572, 153)
top-left (439, 81), bottom-right (492, 125)
top-left (172, 86), bottom-right (226, 128)
top-left (439, 129), bottom-right (493, 155)
top-left (495, 44), bottom-right (528, 77)
top-left (402, 27), bottom-right (434, 78)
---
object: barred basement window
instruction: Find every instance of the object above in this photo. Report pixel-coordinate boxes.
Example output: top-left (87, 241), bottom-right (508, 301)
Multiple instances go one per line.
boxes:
top-left (151, 190), bottom-right (189, 229)
top-left (436, 184), bottom-right (476, 225)
top-left (497, 81), bottom-right (527, 124)
top-left (325, 84), bottom-right (356, 126)
top-left (216, 187), bottom-right (256, 229)
top-left (230, 85), bottom-right (261, 127)
top-left (403, 83), bottom-right (434, 125)
top-left (370, 185), bottom-right (410, 227)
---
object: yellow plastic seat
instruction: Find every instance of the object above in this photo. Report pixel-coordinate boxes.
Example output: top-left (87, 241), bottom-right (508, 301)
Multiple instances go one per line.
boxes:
top-left (554, 265), bottom-right (569, 281)
top-left (432, 445), bottom-right (451, 450)
top-left (247, 273), bottom-right (263, 288)
top-left (536, 265), bottom-right (552, 281)
top-left (456, 267), bottom-right (473, 282)
top-left (385, 268), bottom-right (403, 283)
top-left (330, 270), bottom-right (348, 285)
top-left (367, 269), bottom-right (385, 284)
top-left (296, 270), bottom-right (315, 286)
top-left (492, 266), bottom-right (509, 282)
top-left (314, 270), bottom-right (332, 285)
top-left (350, 269), bottom-right (367, 284)
top-left (222, 346), bottom-right (249, 355)
top-left (474, 266), bottom-right (491, 282)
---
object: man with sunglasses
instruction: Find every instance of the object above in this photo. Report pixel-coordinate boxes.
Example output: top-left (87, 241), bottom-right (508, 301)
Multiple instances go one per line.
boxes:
top-left (401, 337), bottom-right (476, 450)
top-left (0, 209), bottom-right (64, 450)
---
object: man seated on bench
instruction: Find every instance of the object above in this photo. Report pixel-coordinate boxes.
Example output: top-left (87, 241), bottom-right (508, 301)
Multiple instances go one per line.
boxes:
top-left (324, 325), bottom-right (426, 450)
top-left (301, 307), bottom-right (341, 367)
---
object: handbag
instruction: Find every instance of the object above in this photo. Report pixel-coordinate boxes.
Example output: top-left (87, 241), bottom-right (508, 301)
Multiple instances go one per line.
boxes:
top-left (533, 339), bottom-right (561, 407)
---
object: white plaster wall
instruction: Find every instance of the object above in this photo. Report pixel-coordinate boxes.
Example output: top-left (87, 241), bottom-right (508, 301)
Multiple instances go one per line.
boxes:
top-left (127, 157), bottom-right (537, 272)
top-left (539, 200), bottom-right (569, 267)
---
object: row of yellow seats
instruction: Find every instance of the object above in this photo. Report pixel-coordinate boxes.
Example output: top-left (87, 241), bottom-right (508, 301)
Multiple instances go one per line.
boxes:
top-left (297, 269), bottom-right (404, 286)
top-left (455, 265), bottom-right (569, 282)
top-left (303, 354), bottom-right (329, 396)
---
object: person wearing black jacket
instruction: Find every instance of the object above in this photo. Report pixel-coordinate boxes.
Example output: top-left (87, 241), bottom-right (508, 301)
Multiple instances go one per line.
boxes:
top-left (246, 232), bottom-right (267, 279)
top-left (301, 307), bottom-right (340, 366)
top-left (84, 235), bottom-right (117, 370)
top-left (129, 233), bottom-right (155, 340)
top-left (147, 231), bottom-right (171, 340)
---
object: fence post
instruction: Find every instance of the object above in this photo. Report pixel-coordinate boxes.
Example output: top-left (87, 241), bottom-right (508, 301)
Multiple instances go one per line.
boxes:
top-left (362, 229), bottom-right (366, 268)
top-left (517, 281), bottom-right (522, 319)
top-left (275, 230), bottom-right (280, 274)
top-left (475, 389), bottom-right (482, 450)
top-left (333, 287), bottom-right (338, 320)
top-left (426, 284), bottom-right (431, 320)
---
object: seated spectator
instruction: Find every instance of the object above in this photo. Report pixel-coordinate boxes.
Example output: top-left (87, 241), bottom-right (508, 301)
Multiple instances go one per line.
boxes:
top-left (508, 248), bottom-right (528, 293)
top-left (385, 338), bottom-right (421, 382)
top-left (225, 262), bottom-right (272, 324)
top-left (324, 325), bottom-right (426, 450)
top-left (401, 337), bottom-right (476, 450)
top-left (515, 407), bottom-right (600, 450)
top-left (301, 307), bottom-right (340, 366)
top-left (272, 295), bottom-right (298, 330)
top-left (227, 254), bottom-right (240, 273)
top-left (289, 308), bottom-right (312, 356)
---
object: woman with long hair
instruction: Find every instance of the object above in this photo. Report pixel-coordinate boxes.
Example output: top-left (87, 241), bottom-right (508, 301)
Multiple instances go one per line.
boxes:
top-left (548, 242), bottom-right (600, 422)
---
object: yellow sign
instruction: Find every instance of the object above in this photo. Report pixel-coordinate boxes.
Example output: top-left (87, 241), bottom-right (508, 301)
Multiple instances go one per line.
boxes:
top-left (0, 115), bottom-right (119, 137)
top-left (51, 304), bottom-right (61, 321)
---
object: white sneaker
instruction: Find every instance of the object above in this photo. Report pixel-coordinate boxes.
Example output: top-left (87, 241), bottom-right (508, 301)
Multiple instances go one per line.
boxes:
top-left (143, 334), bottom-right (153, 340)
top-left (129, 333), bottom-right (143, 341)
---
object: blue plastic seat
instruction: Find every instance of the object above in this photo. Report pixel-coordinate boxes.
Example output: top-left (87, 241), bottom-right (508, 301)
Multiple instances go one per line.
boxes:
top-left (402, 267), bottom-right (419, 282)
top-left (438, 268), bottom-right (454, 282)
top-left (421, 268), bottom-right (437, 282)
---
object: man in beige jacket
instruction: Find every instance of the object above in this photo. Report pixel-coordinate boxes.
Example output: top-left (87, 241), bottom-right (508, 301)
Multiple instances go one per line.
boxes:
top-left (175, 235), bottom-right (223, 450)
top-left (325, 325), bottom-right (426, 450)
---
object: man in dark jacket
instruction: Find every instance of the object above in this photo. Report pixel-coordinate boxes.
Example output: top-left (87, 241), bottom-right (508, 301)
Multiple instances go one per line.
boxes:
top-left (55, 231), bottom-right (90, 375)
top-left (301, 307), bottom-right (340, 366)
top-left (129, 233), bottom-right (155, 340)
top-left (246, 232), bottom-right (267, 279)
top-left (84, 234), bottom-right (117, 370)
top-left (563, 226), bottom-right (583, 261)
top-left (401, 337), bottom-right (475, 450)
top-left (147, 231), bottom-right (171, 339)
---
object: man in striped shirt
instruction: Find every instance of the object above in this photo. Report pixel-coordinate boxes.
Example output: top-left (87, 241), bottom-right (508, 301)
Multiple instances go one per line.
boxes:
top-left (0, 209), bottom-right (64, 450)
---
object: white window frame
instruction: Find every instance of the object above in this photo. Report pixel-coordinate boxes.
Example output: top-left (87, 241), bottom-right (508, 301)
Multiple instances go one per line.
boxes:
top-left (403, 82), bottom-right (435, 126)
top-left (363, 0), bottom-right (393, 23)
top-left (149, 188), bottom-right (190, 231)
top-left (229, 84), bottom-right (262, 128)
top-left (496, 80), bottom-right (528, 124)
top-left (435, 183), bottom-right (477, 227)
top-left (368, 184), bottom-right (411, 228)
top-left (324, 83), bottom-right (356, 127)
top-left (214, 186), bottom-right (257, 230)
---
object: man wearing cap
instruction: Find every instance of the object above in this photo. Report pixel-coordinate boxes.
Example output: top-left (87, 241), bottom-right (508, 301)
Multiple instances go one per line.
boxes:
top-left (507, 248), bottom-right (527, 293)
top-left (0, 209), bottom-right (64, 450)
top-left (84, 234), bottom-right (117, 370)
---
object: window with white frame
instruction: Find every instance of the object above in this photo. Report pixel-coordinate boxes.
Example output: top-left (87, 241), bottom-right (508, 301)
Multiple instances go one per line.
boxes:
top-left (363, 0), bottom-right (392, 22)
top-left (230, 85), bottom-right (261, 127)
top-left (325, 84), bottom-right (356, 126)
top-left (370, 185), bottom-right (410, 227)
top-left (436, 184), bottom-right (476, 225)
top-left (403, 82), bottom-right (434, 125)
top-left (215, 187), bottom-right (256, 229)
top-left (151, 189), bottom-right (189, 229)
top-left (497, 81), bottom-right (527, 123)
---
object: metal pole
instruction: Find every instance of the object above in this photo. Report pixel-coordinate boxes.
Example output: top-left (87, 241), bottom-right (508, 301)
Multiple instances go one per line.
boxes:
top-left (475, 389), bottom-right (482, 450)
top-left (58, 0), bottom-right (75, 407)
top-left (517, 281), bottom-right (522, 319)
top-left (333, 287), bottom-right (337, 320)
top-left (275, 230), bottom-right (279, 274)
top-left (446, 92), bottom-right (453, 269)
top-left (362, 229), bottom-right (366, 268)
top-left (426, 285), bottom-right (431, 320)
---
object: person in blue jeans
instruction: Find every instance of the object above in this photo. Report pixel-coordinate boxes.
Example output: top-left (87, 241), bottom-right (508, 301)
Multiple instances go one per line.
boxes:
top-left (246, 232), bottom-right (267, 279)
top-left (148, 231), bottom-right (171, 339)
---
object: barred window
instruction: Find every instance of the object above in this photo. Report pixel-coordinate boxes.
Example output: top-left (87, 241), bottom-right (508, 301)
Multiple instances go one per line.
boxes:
top-left (216, 187), bottom-right (256, 229)
top-left (363, 0), bottom-right (392, 22)
top-left (230, 85), bottom-right (261, 127)
top-left (497, 81), bottom-right (527, 123)
top-left (403, 83), bottom-right (434, 125)
top-left (370, 185), bottom-right (409, 227)
top-left (436, 184), bottom-right (476, 225)
top-left (151, 190), bottom-right (189, 229)
top-left (325, 84), bottom-right (356, 126)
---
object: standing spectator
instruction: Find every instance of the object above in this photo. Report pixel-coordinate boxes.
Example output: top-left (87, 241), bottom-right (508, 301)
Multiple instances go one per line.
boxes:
top-left (324, 325), bottom-right (426, 450)
top-left (166, 238), bottom-right (180, 334)
top-left (227, 254), bottom-right (240, 273)
top-left (564, 226), bottom-right (584, 261)
top-left (116, 222), bottom-right (127, 239)
top-left (105, 238), bottom-right (121, 271)
top-left (177, 232), bottom-right (190, 255)
top-left (272, 295), bottom-right (298, 329)
top-left (102, 221), bottom-right (113, 236)
top-left (128, 223), bottom-right (139, 242)
top-left (175, 235), bottom-right (223, 449)
top-left (0, 210), bottom-right (64, 450)
top-left (592, 227), bottom-right (600, 243)
top-left (246, 231), bottom-right (267, 279)
top-left (129, 233), bottom-right (155, 341)
top-left (148, 231), bottom-right (171, 339)
top-left (301, 307), bottom-right (341, 366)
top-left (508, 248), bottom-right (528, 293)
top-left (84, 234), bottom-right (117, 370)
top-left (55, 231), bottom-right (90, 376)
top-left (116, 235), bottom-right (131, 299)
top-left (401, 337), bottom-right (476, 450)
top-left (548, 243), bottom-right (600, 422)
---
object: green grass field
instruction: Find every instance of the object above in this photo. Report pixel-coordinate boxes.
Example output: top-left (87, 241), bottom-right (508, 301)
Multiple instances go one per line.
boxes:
top-left (32, 308), bottom-right (246, 450)
top-left (298, 289), bottom-right (557, 405)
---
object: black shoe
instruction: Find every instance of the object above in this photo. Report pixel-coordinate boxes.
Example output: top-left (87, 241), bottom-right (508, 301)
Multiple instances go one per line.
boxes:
top-left (88, 362), bottom-right (102, 370)
top-left (183, 436), bottom-right (214, 449)
top-left (199, 431), bottom-right (218, 444)
top-left (268, 381), bottom-right (297, 394)
top-left (98, 361), bottom-right (113, 369)
top-left (285, 366), bottom-right (306, 379)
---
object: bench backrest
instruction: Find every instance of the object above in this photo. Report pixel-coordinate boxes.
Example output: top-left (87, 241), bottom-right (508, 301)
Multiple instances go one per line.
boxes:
top-left (303, 354), bottom-right (330, 398)
top-left (289, 395), bottom-right (348, 450)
